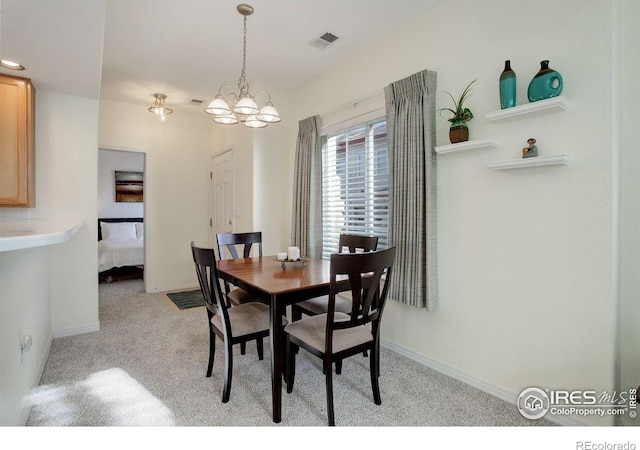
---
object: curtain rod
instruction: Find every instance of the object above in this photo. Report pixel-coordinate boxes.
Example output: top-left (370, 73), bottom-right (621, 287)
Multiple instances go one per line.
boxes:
top-left (320, 107), bottom-right (386, 135)
top-left (319, 90), bottom-right (384, 119)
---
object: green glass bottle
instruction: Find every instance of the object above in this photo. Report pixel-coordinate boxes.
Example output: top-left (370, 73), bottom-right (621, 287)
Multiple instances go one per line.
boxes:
top-left (527, 60), bottom-right (563, 102)
top-left (499, 60), bottom-right (516, 109)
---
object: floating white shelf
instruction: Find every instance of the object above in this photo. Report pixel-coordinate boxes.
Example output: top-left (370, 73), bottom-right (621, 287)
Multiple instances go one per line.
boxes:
top-left (435, 138), bottom-right (498, 155)
top-left (488, 154), bottom-right (572, 170)
top-left (486, 96), bottom-right (570, 123)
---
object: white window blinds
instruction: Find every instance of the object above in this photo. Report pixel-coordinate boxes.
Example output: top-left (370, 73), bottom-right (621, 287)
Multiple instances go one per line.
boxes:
top-left (321, 119), bottom-right (388, 259)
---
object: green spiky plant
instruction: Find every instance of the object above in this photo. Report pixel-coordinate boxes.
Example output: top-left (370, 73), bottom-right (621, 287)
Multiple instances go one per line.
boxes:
top-left (439, 79), bottom-right (477, 123)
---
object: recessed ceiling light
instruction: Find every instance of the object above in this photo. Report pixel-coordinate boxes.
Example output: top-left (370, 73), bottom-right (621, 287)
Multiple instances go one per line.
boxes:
top-left (0, 59), bottom-right (25, 70)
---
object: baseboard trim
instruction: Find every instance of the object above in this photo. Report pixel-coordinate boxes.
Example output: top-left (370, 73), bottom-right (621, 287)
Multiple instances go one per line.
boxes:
top-left (53, 322), bottom-right (100, 339)
top-left (380, 337), bottom-right (589, 426)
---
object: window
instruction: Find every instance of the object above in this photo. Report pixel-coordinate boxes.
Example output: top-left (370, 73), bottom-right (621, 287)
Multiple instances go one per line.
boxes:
top-left (321, 119), bottom-right (388, 259)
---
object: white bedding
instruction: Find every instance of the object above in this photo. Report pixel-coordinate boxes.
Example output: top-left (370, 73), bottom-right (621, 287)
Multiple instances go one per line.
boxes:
top-left (98, 239), bottom-right (144, 272)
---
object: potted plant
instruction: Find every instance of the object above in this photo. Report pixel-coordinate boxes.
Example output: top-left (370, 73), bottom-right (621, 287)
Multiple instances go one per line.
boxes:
top-left (439, 79), bottom-right (476, 144)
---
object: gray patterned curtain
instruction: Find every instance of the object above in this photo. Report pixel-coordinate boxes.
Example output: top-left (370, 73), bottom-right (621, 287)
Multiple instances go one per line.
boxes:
top-left (384, 69), bottom-right (438, 310)
top-left (290, 115), bottom-right (322, 258)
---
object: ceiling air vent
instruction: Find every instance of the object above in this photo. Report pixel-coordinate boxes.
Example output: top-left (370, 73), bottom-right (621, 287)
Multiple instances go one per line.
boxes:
top-left (190, 99), bottom-right (204, 105)
top-left (309, 32), bottom-right (340, 50)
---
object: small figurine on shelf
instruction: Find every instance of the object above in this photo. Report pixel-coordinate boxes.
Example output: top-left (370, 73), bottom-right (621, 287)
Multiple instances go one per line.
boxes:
top-left (522, 138), bottom-right (538, 158)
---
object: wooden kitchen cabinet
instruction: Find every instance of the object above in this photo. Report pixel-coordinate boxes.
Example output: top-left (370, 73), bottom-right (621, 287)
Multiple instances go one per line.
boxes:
top-left (0, 74), bottom-right (35, 207)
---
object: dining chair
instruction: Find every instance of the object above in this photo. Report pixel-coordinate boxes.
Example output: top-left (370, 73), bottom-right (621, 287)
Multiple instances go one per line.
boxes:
top-left (284, 247), bottom-right (396, 426)
top-left (190, 241), bottom-right (270, 403)
top-left (216, 232), bottom-right (263, 306)
top-left (291, 234), bottom-right (379, 320)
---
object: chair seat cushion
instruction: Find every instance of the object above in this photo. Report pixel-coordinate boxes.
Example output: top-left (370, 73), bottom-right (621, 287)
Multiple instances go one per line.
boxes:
top-left (211, 302), bottom-right (270, 337)
top-left (296, 293), bottom-right (352, 315)
top-left (227, 287), bottom-right (257, 305)
top-left (284, 312), bottom-right (373, 354)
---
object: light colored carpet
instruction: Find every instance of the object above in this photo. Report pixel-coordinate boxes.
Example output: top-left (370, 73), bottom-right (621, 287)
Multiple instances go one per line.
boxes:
top-left (26, 279), bottom-right (552, 427)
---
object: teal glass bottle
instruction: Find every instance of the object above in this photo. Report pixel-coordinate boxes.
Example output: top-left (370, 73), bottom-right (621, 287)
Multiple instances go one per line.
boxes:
top-left (499, 60), bottom-right (516, 109)
top-left (527, 60), bottom-right (563, 102)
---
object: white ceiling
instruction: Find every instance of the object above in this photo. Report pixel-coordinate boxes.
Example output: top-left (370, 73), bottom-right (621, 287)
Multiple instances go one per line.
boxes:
top-left (0, 0), bottom-right (442, 114)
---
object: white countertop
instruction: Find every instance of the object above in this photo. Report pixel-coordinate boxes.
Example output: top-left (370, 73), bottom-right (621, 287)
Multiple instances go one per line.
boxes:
top-left (0, 219), bottom-right (83, 252)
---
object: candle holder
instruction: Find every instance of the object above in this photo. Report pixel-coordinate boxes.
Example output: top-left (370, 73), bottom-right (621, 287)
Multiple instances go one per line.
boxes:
top-left (274, 256), bottom-right (309, 270)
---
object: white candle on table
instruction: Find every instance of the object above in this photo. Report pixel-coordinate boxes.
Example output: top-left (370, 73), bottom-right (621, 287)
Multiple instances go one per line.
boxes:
top-left (287, 246), bottom-right (300, 261)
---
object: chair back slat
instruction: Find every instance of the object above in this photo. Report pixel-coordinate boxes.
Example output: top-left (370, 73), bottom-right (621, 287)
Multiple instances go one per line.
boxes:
top-left (191, 242), bottom-right (232, 336)
top-left (327, 248), bottom-right (396, 337)
top-left (361, 267), bottom-right (385, 316)
top-left (347, 273), bottom-right (363, 315)
top-left (216, 232), bottom-right (263, 260)
top-left (215, 232), bottom-right (263, 305)
top-left (335, 233), bottom-right (380, 317)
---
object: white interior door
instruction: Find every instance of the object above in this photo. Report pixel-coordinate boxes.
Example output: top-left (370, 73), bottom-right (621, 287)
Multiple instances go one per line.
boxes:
top-left (211, 150), bottom-right (234, 242)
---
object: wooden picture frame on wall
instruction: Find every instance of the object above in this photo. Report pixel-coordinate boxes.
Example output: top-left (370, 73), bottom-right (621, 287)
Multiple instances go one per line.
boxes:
top-left (115, 171), bottom-right (143, 202)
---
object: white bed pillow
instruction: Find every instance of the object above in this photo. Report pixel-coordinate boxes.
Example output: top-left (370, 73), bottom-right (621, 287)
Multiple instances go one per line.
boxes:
top-left (135, 222), bottom-right (144, 240)
top-left (101, 222), bottom-right (137, 241)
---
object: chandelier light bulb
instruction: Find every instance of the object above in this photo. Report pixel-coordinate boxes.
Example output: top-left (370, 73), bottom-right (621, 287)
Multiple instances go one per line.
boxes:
top-left (214, 112), bottom-right (239, 125)
top-left (205, 95), bottom-right (232, 115)
top-left (256, 103), bottom-right (281, 123)
top-left (243, 115), bottom-right (267, 128)
top-left (233, 95), bottom-right (259, 115)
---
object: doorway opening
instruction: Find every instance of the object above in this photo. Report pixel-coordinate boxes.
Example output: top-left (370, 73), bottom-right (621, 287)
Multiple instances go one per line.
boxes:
top-left (98, 147), bottom-right (148, 291)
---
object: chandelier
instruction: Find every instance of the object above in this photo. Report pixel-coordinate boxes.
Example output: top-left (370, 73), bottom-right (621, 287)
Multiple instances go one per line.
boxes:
top-left (205, 4), bottom-right (280, 128)
top-left (148, 93), bottom-right (173, 121)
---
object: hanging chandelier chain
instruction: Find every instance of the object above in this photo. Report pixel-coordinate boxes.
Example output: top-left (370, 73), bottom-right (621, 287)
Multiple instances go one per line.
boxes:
top-left (238, 13), bottom-right (248, 94)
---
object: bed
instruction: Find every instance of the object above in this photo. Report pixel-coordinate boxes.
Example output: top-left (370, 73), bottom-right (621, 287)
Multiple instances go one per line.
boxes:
top-left (98, 218), bottom-right (144, 280)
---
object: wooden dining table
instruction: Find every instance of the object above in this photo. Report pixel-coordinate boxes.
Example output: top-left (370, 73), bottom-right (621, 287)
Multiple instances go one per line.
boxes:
top-left (216, 255), bottom-right (348, 423)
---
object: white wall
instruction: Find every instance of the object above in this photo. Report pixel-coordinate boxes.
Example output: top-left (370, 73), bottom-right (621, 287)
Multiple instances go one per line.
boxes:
top-left (290, 0), bottom-right (621, 425)
top-left (252, 83), bottom-right (294, 255)
top-left (36, 93), bottom-right (100, 335)
top-left (97, 149), bottom-right (144, 218)
top-left (99, 99), bottom-right (211, 292)
top-left (0, 91), bottom-right (100, 424)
